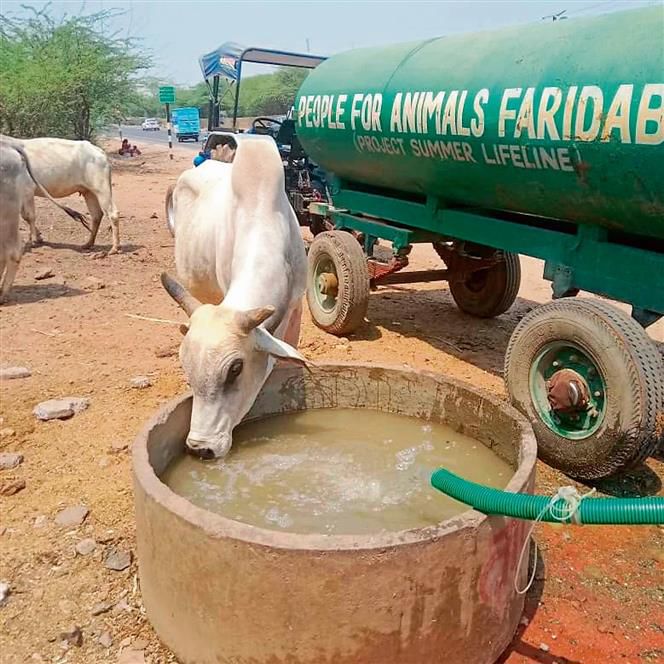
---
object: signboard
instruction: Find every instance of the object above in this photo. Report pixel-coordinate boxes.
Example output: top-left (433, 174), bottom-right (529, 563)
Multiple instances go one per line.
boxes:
top-left (159, 86), bottom-right (176, 161)
top-left (158, 86), bottom-right (176, 104)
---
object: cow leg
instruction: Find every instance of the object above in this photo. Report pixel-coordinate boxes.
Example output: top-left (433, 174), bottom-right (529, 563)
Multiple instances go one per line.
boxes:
top-left (81, 191), bottom-right (103, 251)
top-left (94, 185), bottom-right (121, 254)
top-left (107, 206), bottom-right (121, 254)
top-left (0, 240), bottom-right (23, 305)
top-left (21, 195), bottom-right (43, 249)
top-left (283, 300), bottom-right (303, 349)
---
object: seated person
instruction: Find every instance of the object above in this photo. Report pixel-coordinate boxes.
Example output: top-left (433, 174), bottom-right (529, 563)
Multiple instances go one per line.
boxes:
top-left (210, 143), bottom-right (235, 162)
top-left (118, 138), bottom-right (131, 155)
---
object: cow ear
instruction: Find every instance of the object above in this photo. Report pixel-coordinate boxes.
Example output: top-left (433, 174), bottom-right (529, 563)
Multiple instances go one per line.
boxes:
top-left (235, 306), bottom-right (275, 334)
top-left (254, 327), bottom-right (311, 368)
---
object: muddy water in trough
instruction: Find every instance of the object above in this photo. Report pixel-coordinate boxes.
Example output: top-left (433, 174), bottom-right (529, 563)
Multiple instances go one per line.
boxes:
top-left (162, 408), bottom-right (512, 535)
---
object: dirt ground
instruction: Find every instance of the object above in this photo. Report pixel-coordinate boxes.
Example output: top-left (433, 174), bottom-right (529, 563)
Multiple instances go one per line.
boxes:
top-left (1, 142), bottom-right (662, 664)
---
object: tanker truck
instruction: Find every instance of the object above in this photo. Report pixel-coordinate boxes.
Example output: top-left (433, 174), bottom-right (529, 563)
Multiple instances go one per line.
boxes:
top-left (293, 6), bottom-right (664, 481)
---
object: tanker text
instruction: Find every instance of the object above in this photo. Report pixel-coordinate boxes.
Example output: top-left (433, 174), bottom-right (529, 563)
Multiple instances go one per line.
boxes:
top-left (298, 83), bottom-right (663, 145)
top-left (354, 133), bottom-right (576, 173)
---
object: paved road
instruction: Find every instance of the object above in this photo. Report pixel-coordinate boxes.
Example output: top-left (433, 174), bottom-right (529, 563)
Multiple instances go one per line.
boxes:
top-left (113, 125), bottom-right (202, 151)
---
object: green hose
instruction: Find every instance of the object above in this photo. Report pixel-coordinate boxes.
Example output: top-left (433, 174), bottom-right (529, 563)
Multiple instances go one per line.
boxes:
top-left (430, 468), bottom-right (664, 525)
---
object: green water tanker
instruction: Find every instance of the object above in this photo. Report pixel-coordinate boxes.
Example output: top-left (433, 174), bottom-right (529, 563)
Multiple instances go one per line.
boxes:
top-left (292, 6), bottom-right (664, 481)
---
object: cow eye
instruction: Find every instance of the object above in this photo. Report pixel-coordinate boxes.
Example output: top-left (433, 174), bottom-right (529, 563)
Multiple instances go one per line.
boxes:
top-left (226, 359), bottom-right (244, 385)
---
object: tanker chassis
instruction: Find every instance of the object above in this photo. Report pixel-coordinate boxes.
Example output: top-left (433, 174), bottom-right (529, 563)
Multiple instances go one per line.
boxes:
top-left (294, 7), bottom-right (664, 481)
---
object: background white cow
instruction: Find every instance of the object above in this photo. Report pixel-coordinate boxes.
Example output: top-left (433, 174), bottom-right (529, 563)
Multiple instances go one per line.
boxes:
top-left (1, 135), bottom-right (120, 253)
top-left (162, 135), bottom-right (307, 458)
top-left (0, 139), bottom-right (87, 303)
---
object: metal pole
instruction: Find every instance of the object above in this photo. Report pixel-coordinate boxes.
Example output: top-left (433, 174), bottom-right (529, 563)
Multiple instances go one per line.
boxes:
top-left (232, 61), bottom-right (242, 130)
top-left (166, 103), bottom-right (173, 160)
top-left (212, 75), bottom-right (220, 129)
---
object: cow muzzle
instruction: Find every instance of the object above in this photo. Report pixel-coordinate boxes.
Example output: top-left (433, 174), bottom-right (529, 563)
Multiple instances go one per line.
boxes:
top-left (185, 431), bottom-right (232, 460)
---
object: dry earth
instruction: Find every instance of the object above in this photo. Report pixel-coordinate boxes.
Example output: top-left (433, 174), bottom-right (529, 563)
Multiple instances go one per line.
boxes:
top-left (1, 142), bottom-right (662, 664)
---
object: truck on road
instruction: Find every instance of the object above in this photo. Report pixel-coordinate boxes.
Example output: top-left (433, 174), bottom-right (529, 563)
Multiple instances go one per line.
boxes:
top-left (172, 107), bottom-right (200, 142)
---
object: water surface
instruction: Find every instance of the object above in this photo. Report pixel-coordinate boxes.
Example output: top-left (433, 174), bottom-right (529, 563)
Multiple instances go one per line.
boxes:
top-left (162, 408), bottom-right (512, 535)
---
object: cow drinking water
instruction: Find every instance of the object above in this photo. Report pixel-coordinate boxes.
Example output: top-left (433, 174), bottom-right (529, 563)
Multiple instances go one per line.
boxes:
top-left (162, 135), bottom-right (307, 458)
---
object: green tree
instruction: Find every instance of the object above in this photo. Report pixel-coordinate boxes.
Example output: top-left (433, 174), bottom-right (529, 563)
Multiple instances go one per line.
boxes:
top-left (236, 67), bottom-right (308, 116)
top-left (0, 6), bottom-right (151, 139)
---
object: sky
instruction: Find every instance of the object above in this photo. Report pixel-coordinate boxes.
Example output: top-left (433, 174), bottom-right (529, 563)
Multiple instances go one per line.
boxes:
top-left (3, 0), bottom-right (661, 85)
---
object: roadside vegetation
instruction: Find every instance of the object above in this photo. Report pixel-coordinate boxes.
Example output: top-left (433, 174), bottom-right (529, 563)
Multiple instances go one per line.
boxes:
top-left (0, 6), bottom-right (149, 139)
top-left (129, 67), bottom-right (308, 122)
top-left (0, 4), bottom-right (308, 140)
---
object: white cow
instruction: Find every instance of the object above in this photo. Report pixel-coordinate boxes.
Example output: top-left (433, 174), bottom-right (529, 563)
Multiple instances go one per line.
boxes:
top-left (0, 139), bottom-right (87, 303)
top-left (162, 135), bottom-right (308, 458)
top-left (1, 135), bottom-right (120, 253)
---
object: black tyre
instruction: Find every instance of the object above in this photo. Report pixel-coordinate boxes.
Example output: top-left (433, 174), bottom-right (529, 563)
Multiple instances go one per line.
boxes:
top-left (306, 230), bottom-right (369, 335)
top-left (437, 246), bottom-right (520, 317)
top-left (505, 298), bottom-right (663, 480)
top-left (453, 251), bottom-right (520, 317)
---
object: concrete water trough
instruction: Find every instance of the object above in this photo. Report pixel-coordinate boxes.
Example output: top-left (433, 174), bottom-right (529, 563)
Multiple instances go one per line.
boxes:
top-left (133, 363), bottom-right (537, 664)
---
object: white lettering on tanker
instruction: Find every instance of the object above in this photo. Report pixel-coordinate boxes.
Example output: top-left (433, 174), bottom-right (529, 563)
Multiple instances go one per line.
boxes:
top-left (636, 84), bottom-right (664, 145)
top-left (537, 87), bottom-right (563, 140)
top-left (350, 93), bottom-right (383, 131)
top-left (471, 89), bottom-right (489, 138)
top-left (481, 144), bottom-right (574, 172)
top-left (602, 84), bottom-right (632, 143)
top-left (352, 134), bottom-right (574, 172)
top-left (354, 134), bottom-right (406, 156)
top-left (514, 87), bottom-right (536, 139)
top-left (297, 93), bottom-right (347, 129)
top-left (562, 86), bottom-right (578, 140)
top-left (297, 82), bottom-right (662, 173)
top-left (498, 88), bottom-right (521, 138)
top-left (575, 86), bottom-right (604, 141)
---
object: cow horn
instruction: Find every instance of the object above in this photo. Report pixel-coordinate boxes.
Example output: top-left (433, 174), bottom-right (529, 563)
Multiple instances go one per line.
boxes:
top-left (160, 272), bottom-right (201, 317)
top-left (235, 306), bottom-right (275, 333)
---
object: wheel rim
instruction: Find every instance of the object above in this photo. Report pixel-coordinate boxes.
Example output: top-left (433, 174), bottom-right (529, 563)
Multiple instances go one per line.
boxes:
top-left (312, 255), bottom-right (339, 314)
top-left (529, 342), bottom-right (607, 440)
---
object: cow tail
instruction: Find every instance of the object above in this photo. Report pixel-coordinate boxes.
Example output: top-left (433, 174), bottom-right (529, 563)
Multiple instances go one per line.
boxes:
top-left (165, 184), bottom-right (176, 237)
top-left (12, 144), bottom-right (90, 231)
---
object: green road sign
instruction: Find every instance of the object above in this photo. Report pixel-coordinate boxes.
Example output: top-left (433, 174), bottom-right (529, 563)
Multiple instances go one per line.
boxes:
top-left (159, 86), bottom-right (175, 104)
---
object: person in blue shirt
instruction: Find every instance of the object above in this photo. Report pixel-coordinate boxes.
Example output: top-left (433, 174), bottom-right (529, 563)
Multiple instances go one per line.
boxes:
top-left (193, 151), bottom-right (210, 167)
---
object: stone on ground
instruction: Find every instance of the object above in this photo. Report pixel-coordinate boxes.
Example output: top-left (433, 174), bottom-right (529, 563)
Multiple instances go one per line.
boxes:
top-left (33, 397), bottom-right (90, 421)
top-left (0, 452), bottom-right (23, 470)
top-left (0, 366), bottom-right (31, 380)
top-left (55, 505), bottom-right (89, 528)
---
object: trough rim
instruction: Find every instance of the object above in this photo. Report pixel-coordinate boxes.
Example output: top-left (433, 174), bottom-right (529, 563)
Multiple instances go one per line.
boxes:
top-left (133, 361), bottom-right (537, 552)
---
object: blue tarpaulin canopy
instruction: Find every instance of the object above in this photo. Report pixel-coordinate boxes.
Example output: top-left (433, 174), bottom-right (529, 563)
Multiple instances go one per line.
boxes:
top-left (199, 42), bottom-right (243, 81)
top-left (199, 42), bottom-right (325, 81)
top-left (198, 42), bottom-right (326, 129)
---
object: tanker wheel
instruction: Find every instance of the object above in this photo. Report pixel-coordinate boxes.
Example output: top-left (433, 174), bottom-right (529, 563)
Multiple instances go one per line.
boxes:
top-left (306, 230), bottom-right (369, 335)
top-left (437, 245), bottom-right (521, 318)
top-left (505, 298), bottom-right (663, 480)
